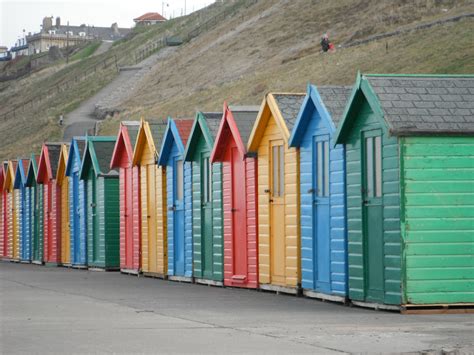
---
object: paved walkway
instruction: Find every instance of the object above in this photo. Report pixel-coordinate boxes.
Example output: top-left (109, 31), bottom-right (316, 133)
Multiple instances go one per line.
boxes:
top-left (63, 46), bottom-right (177, 141)
top-left (1, 262), bottom-right (472, 354)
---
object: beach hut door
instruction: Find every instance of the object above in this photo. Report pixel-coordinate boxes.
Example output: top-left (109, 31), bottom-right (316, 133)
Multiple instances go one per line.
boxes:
top-left (73, 174), bottom-right (80, 262)
top-left (89, 171), bottom-right (99, 262)
top-left (201, 154), bottom-right (213, 278)
top-left (123, 168), bottom-right (134, 269)
top-left (313, 135), bottom-right (330, 292)
top-left (362, 130), bottom-right (384, 302)
top-left (269, 140), bottom-right (285, 285)
top-left (231, 147), bottom-right (247, 279)
top-left (173, 158), bottom-right (185, 275)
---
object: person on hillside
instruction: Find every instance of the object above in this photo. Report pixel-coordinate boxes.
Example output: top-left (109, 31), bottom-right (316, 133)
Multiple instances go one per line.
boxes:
top-left (321, 33), bottom-right (330, 52)
top-left (59, 113), bottom-right (64, 126)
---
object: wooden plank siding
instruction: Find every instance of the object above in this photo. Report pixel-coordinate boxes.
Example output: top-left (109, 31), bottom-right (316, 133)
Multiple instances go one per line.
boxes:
top-left (256, 117), bottom-right (301, 288)
top-left (401, 136), bottom-right (474, 304)
top-left (164, 142), bottom-right (193, 278)
top-left (296, 110), bottom-right (347, 296)
top-left (345, 99), bottom-right (402, 305)
top-left (190, 135), bottom-right (224, 281)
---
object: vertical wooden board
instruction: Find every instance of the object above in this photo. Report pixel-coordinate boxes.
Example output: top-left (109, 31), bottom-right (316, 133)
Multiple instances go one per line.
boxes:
top-left (96, 177), bottom-right (106, 267)
top-left (222, 156), bottom-right (233, 285)
top-left (104, 178), bottom-right (120, 268)
top-left (246, 157), bottom-right (259, 288)
top-left (184, 161), bottom-right (193, 277)
top-left (329, 142), bottom-right (347, 296)
top-left (146, 164), bottom-right (157, 273)
top-left (402, 136), bottom-right (474, 304)
top-left (212, 162), bottom-right (224, 281)
top-left (166, 163), bottom-right (174, 275)
top-left (192, 152), bottom-right (203, 278)
top-left (132, 166), bottom-right (141, 271)
top-left (140, 165), bottom-right (149, 272)
top-left (13, 190), bottom-right (20, 259)
top-left (62, 178), bottom-right (71, 264)
top-left (119, 168), bottom-right (126, 269)
top-left (284, 147), bottom-right (300, 287)
top-left (155, 165), bottom-right (166, 275)
top-left (86, 179), bottom-right (94, 265)
top-left (257, 134), bottom-right (270, 284)
top-left (78, 178), bottom-right (87, 265)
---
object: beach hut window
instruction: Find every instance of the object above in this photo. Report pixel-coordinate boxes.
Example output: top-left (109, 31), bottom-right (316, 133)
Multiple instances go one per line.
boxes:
top-left (176, 160), bottom-right (183, 201)
top-left (202, 157), bottom-right (211, 203)
top-left (365, 135), bottom-right (382, 198)
top-left (272, 145), bottom-right (284, 197)
top-left (316, 140), bottom-right (330, 197)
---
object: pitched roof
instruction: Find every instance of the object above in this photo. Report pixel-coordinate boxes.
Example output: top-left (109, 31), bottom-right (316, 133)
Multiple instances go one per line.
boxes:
top-left (201, 112), bottom-right (222, 139)
top-left (134, 12), bottom-right (166, 22)
top-left (93, 140), bottom-right (117, 174)
top-left (229, 106), bottom-right (260, 145)
top-left (174, 119), bottom-right (194, 147)
top-left (366, 75), bottom-right (474, 135)
top-left (148, 119), bottom-right (168, 152)
top-left (76, 138), bottom-right (86, 158)
top-left (46, 143), bottom-right (62, 177)
top-left (272, 94), bottom-right (306, 131)
top-left (122, 121), bottom-right (141, 148)
top-left (317, 86), bottom-right (352, 125)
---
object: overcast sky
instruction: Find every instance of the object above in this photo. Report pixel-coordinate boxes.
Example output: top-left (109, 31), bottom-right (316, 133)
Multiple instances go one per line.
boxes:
top-left (0, 0), bottom-right (215, 47)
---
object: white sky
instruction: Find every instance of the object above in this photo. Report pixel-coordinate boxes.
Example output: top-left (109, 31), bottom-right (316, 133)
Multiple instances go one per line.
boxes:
top-left (0, 0), bottom-right (215, 47)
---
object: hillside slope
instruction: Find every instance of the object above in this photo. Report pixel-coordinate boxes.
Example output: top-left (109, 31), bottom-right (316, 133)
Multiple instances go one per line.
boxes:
top-left (98, 0), bottom-right (474, 134)
top-left (1, 0), bottom-right (473, 160)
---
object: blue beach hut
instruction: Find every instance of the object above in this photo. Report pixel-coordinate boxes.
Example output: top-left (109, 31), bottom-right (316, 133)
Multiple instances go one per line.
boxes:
top-left (14, 158), bottom-right (30, 262)
top-left (289, 84), bottom-right (351, 302)
top-left (65, 137), bottom-right (88, 267)
top-left (157, 118), bottom-right (194, 282)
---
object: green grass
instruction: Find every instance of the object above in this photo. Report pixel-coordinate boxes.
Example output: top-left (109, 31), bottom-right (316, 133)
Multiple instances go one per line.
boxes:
top-left (70, 41), bottom-right (101, 61)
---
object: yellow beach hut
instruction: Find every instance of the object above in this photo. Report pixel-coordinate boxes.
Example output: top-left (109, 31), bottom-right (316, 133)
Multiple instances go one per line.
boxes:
top-left (56, 143), bottom-right (71, 265)
top-left (132, 119), bottom-right (168, 277)
top-left (4, 160), bottom-right (19, 260)
top-left (247, 93), bottom-right (305, 294)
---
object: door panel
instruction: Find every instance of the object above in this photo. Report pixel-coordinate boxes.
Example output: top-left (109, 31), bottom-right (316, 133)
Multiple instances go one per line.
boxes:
top-left (270, 140), bottom-right (285, 285)
top-left (89, 171), bottom-right (98, 263)
top-left (124, 168), bottom-right (132, 268)
top-left (201, 154), bottom-right (213, 278)
top-left (362, 131), bottom-right (384, 302)
top-left (313, 136), bottom-right (331, 291)
top-left (73, 174), bottom-right (80, 263)
top-left (231, 147), bottom-right (247, 277)
top-left (147, 165), bottom-right (157, 271)
top-left (173, 158), bottom-right (185, 275)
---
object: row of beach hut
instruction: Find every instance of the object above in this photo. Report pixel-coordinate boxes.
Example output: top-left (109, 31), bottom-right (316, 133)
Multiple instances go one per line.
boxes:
top-left (1, 73), bottom-right (473, 311)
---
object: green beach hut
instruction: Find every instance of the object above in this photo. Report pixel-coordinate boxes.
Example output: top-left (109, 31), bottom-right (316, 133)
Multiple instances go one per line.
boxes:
top-left (80, 136), bottom-right (120, 270)
top-left (335, 74), bottom-right (474, 310)
top-left (184, 111), bottom-right (224, 286)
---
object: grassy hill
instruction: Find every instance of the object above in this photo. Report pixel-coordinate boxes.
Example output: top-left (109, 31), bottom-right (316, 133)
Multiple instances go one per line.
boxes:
top-left (1, 0), bottom-right (473, 160)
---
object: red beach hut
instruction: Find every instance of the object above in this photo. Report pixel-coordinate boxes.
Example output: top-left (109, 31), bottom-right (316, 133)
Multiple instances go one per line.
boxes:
top-left (110, 121), bottom-right (142, 274)
top-left (210, 104), bottom-right (260, 289)
top-left (37, 143), bottom-right (62, 266)
top-left (0, 162), bottom-right (7, 259)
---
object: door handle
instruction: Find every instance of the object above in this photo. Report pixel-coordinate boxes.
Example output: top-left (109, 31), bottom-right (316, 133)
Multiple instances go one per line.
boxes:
top-left (231, 208), bottom-right (237, 212)
top-left (168, 206), bottom-right (175, 211)
top-left (269, 199), bottom-right (274, 203)
top-left (308, 188), bottom-right (315, 194)
top-left (264, 189), bottom-right (270, 194)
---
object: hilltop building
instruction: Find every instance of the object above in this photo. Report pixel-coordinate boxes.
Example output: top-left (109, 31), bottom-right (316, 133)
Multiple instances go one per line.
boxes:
top-left (26, 16), bottom-right (131, 55)
top-left (133, 12), bottom-right (167, 26)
